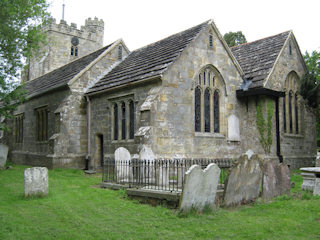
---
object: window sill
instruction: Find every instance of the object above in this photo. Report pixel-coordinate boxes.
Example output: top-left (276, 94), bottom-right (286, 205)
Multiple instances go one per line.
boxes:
top-left (111, 139), bottom-right (135, 143)
top-left (194, 132), bottom-right (225, 138)
top-left (283, 133), bottom-right (304, 138)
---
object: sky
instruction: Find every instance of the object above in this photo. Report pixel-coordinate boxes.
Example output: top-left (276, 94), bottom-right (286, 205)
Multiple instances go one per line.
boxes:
top-left (48, 0), bottom-right (320, 54)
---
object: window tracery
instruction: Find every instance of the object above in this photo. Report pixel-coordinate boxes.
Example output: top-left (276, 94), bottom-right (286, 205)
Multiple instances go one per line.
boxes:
top-left (283, 71), bottom-right (300, 135)
top-left (194, 65), bottom-right (224, 134)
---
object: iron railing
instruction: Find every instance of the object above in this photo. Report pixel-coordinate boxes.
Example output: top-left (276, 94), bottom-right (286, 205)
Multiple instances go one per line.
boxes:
top-left (102, 158), bottom-right (232, 192)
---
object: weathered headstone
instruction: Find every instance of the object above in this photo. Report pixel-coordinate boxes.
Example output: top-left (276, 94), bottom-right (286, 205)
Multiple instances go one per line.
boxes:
top-left (313, 178), bottom-right (320, 196)
top-left (180, 163), bottom-right (221, 212)
top-left (0, 144), bottom-right (9, 169)
top-left (224, 154), bottom-right (262, 206)
top-left (139, 145), bottom-right (157, 185)
top-left (114, 147), bottom-right (132, 182)
top-left (24, 167), bottom-right (49, 197)
top-left (228, 114), bottom-right (240, 141)
top-left (262, 160), bottom-right (290, 200)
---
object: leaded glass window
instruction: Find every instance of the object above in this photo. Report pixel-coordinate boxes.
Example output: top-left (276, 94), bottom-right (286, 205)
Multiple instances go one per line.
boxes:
top-left (14, 114), bottom-right (24, 143)
top-left (195, 87), bottom-right (201, 132)
top-left (213, 90), bottom-right (220, 133)
top-left (204, 88), bottom-right (210, 132)
top-left (129, 100), bottom-right (134, 139)
top-left (35, 107), bottom-right (48, 141)
top-left (113, 104), bottom-right (118, 140)
top-left (121, 102), bottom-right (126, 140)
top-left (289, 91), bottom-right (293, 133)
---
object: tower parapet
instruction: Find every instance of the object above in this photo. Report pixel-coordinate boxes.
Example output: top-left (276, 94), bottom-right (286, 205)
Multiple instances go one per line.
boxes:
top-left (25, 17), bottom-right (105, 81)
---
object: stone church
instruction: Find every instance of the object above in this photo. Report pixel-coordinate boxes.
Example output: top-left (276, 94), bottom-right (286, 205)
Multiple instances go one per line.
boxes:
top-left (3, 17), bottom-right (317, 169)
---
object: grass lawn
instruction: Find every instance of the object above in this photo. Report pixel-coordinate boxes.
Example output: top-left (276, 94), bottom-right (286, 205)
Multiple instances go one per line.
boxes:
top-left (0, 164), bottom-right (319, 240)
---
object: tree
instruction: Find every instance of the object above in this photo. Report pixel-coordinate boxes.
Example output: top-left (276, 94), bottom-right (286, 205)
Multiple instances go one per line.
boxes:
top-left (0, 0), bottom-right (49, 130)
top-left (223, 31), bottom-right (247, 47)
top-left (301, 50), bottom-right (320, 147)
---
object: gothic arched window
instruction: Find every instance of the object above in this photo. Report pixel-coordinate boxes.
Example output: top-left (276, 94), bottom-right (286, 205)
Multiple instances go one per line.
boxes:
top-left (213, 90), bottom-right (220, 133)
top-left (289, 91), bottom-right (293, 133)
top-left (71, 46), bottom-right (74, 56)
top-left (194, 86), bottom-right (201, 132)
top-left (129, 100), bottom-right (134, 139)
top-left (204, 88), bottom-right (210, 132)
top-left (75, 47), bottom-right (78, 56)
top-left (194, 65), bottom-right (224, 134)
top-left (283, 72), bottom-right (300, 135)
top-left (121, 102), bottom-right (126, 140)
top-left (113, 103), bottom-right (118, 140)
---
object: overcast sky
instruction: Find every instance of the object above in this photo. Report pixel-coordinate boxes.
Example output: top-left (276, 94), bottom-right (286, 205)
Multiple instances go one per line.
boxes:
top-left (48, 0), bottom-right (319, 53)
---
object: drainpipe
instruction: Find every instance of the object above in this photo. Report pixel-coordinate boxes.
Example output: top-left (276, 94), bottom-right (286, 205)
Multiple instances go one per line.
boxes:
top-left (85, 95), bottom-right (91, 170)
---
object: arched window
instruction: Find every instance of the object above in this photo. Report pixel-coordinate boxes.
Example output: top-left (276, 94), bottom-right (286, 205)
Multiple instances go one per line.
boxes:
top-left (283, 97), bottom-right (286, 133)
top-left (129, 100), bottom-right (134, 139)
top-left (121, 102), bottom-right (126, 140)
top-left (295, 94), bottom-right (298, 133)
top-left (284, 71), bottom-right (300, 135)
top-left (289, 91), bottom-right (293, 133)
top-left (209, 34), bottom-right (213, 48)
top-left (194, 86), bottom-right (201, 132)
top-left (204, 88), bottom-right (210, 132)
top-left (75, 47), bottom-right (78, 56)
top-left (194, 65), bottom-right (225, 135)
top-left (213, 90), bottom-right (220, 133)
top-left (71, 46), bottom-right (74, 56)
top-left (113, 104), bottom-right (118, 140)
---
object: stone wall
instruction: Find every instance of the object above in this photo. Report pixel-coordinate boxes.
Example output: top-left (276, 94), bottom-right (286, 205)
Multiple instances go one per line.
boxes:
top-left (89, 80), bottom-right (161, 169)
top-left (5, 88), bottom-right (70, 168)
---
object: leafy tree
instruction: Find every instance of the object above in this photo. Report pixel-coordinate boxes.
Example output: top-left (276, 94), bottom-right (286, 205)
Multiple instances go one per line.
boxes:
top-left (301, 50), bottom-right (320, 146)
top-left (0, 0), bottom-right (49, 130)
top-left (223, 31), bottom-right (247, 47)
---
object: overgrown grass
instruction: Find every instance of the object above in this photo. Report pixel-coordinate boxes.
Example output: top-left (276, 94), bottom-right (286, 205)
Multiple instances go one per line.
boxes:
top-left (0, 165), bottom-right (319, 239)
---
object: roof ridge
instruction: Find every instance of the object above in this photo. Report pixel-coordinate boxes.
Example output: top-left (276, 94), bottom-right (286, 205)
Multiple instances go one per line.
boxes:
top-left (131, 20), bottom-right (210, 52)
top-left (231, 30), bottom-right (291, 49)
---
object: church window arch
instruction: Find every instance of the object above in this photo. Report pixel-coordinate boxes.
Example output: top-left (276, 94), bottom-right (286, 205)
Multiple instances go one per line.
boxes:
top-left (283, 71), bottom-right (300, 135)
top-left (121, 102), bottom-right (126, 140)
top-left (204, 88), bottom-right (211, 132)
top-left (75, 47), bottom-right (78, 56)
top-left (213, 90), bottom-right (220, 133)
top-left (209, 34), bottom-right (213, 48)
top-left (194, 65), bottom-right (225, 134)
top-left (194, 86), bottom-right (201, 132)
top-left (113, 103), bottom-right (118, 140)
top-left (71, 46), bottom-right (74, 56)
top-left (129, 100), bottom-right (135, 139)
top-left (118, 45), bottom-right (123, 60)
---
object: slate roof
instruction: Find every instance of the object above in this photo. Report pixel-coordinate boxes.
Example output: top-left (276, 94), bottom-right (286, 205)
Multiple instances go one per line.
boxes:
top-left (231, 31), bottom-right (290, 89)
top-left (25, 43), bottom-right (113, 98)
top-left (87, 21), bottom-right (209, 95)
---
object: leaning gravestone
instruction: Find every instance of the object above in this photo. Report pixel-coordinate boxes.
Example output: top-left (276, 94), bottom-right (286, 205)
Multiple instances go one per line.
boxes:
top-left (114, 147), bottom-right (132, 182)
top-left (224, 154), bottom-right (262, 207)
top-left (313, 178), bottom-right (320, 196)
top-left (24, 167), bottom-right (49, 197)
top-left (179, 163), bottom-right (221, 212)
top-left (0, 144), bottom-right (9, 169)
top-left (262, 160), bottom-right (290, 200)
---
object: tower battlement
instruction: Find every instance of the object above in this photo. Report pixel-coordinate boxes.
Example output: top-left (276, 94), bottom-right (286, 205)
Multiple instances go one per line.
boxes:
top-left (24, 17), bottom-right (105, 81)
top-left (43, 17), bottom-right (104, 44)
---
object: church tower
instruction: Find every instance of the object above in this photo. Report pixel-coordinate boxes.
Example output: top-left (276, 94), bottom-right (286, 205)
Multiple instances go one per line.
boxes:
top-left (24, 17), bottom-right (104, 81)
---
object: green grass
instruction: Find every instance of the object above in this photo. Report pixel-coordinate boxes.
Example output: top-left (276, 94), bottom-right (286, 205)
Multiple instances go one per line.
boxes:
top-left (0, 165), bottom-right (320, 240)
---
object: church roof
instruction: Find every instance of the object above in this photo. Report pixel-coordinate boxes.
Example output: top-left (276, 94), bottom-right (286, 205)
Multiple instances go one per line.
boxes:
top-left (25, 43), bottom-right (114, 98)
top-left (86, 21), bottom-right (209, 95)
top-left (231, 31), bottom-right (290, 89)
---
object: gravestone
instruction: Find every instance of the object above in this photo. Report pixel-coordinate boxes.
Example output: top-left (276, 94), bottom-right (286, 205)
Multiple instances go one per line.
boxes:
top-left (180, 163), bottom-right (221, 212)
top-left (313, 178), bottom-right (320, 196)
top-left (224, 154), bottom-right (262, 206)
top-left (262, 160), bottom-right (290, 200)
top-left (24, 167), bottom-right (49, 197)
top-left (139, 145), bottom-right (157, 185)
top-left (227, 114), bottom-right (240, 141)
top-left (114, 147), bottom-right (132, 182)
top-left (0, 144), bottom-right (9, 169)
